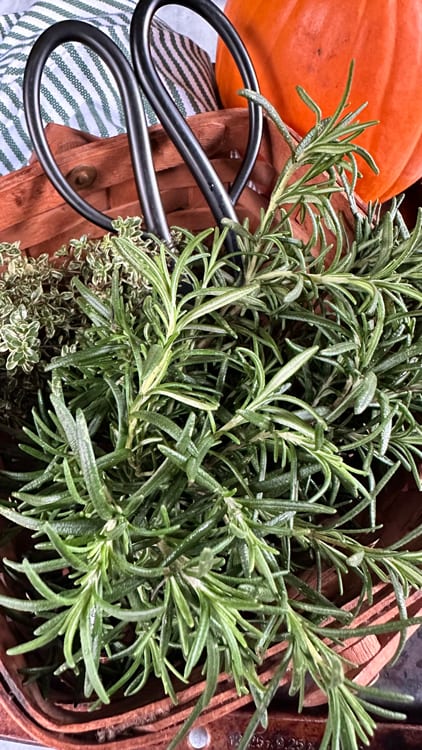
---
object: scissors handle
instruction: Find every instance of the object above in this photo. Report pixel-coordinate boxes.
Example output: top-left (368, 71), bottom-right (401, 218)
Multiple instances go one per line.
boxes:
top-left (130, 0), bottom-right (263, 213)
top-left (23, 0), bottom-right (263, 251)
top-left (23, 19), bottom-right (172, 244)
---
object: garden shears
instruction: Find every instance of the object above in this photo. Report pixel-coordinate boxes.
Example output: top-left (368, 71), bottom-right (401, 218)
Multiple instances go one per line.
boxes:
top-left (23, 0), bottom-right (263, 254)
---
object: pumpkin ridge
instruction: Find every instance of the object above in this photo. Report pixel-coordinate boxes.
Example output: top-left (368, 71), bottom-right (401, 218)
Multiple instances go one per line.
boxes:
top-left (354, 0), bottom-right (398, 199)
top-left (364, 1), bottom-right (421, 201)
top-left (383, 129), bottom-right (422, 202)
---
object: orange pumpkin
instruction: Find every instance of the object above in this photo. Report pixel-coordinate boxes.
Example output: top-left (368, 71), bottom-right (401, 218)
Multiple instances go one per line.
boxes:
top-left (215, 0), bottom-right (422, 203)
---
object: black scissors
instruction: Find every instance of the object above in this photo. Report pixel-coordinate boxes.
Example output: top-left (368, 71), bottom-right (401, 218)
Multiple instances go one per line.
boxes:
top-left (23, 0), bottom-right (263, 256)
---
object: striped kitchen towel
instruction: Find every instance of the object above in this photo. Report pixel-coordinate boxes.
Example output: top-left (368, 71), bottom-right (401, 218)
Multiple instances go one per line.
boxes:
top-left (0, 0), bottom-right (218, 174)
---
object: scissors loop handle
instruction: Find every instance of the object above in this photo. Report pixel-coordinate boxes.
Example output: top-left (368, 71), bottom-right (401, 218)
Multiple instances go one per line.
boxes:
top-left (23, 19), bottom-right (172, 243)
top-left (131, 0), bottom-right (263, 208)
top-left (23, 0), bottom-right (263, 251)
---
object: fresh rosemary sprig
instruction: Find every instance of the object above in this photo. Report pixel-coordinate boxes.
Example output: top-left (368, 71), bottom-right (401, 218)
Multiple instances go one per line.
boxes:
top-left (0, 80), bottom-right (422, 750)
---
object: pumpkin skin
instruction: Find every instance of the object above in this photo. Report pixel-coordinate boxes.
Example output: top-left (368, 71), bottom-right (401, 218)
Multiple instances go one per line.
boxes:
top-left (215, 0), bottom-right (422, 203)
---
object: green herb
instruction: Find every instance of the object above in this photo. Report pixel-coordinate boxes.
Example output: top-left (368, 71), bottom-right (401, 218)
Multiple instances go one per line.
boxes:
top-left (0, 225), bottom-right (152, 428)
top-left (1, 75), bottom-right (422, 750)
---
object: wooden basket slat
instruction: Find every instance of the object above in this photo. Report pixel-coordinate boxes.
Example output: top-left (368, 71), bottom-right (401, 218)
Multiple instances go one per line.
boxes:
top-left (0, 109), bottom-right (311, 256)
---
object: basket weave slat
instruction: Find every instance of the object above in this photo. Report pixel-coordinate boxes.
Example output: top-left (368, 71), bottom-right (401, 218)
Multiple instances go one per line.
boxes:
top-left (0, 108), bottom-right (363, 257)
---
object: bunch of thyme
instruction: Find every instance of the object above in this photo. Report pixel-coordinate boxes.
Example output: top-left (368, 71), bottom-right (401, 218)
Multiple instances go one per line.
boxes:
top-left (0, 75), bottom-right (422, 750)
top-left (0, 224), bottom-right (154, 429)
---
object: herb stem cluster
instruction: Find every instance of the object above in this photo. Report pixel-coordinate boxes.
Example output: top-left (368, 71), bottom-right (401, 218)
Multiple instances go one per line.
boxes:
top-left (0, 80), bottom-right (422, 750)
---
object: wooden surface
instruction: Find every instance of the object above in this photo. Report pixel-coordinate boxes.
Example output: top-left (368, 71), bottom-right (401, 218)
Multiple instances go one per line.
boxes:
top-left (2, 707), bottom-right (422, 749)
top-left (0, 707), bottom-right (31, 742)
top-left (193, 711), bottom-right (422, 750)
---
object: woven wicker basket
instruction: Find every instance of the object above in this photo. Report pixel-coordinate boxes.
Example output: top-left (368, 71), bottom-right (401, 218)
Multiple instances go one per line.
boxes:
top-left (0, 107), bottom-right (421, 749)
top-left (0, 108), bottom-right (361, 256)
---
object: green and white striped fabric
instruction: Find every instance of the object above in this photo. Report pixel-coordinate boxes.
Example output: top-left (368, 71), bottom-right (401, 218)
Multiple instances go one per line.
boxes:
top-left (0, 0), bottom-right (218, 174)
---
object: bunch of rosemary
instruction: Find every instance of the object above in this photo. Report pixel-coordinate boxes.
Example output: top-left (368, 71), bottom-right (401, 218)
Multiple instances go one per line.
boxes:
top-left (1, 78), bottom-right (422, 750)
